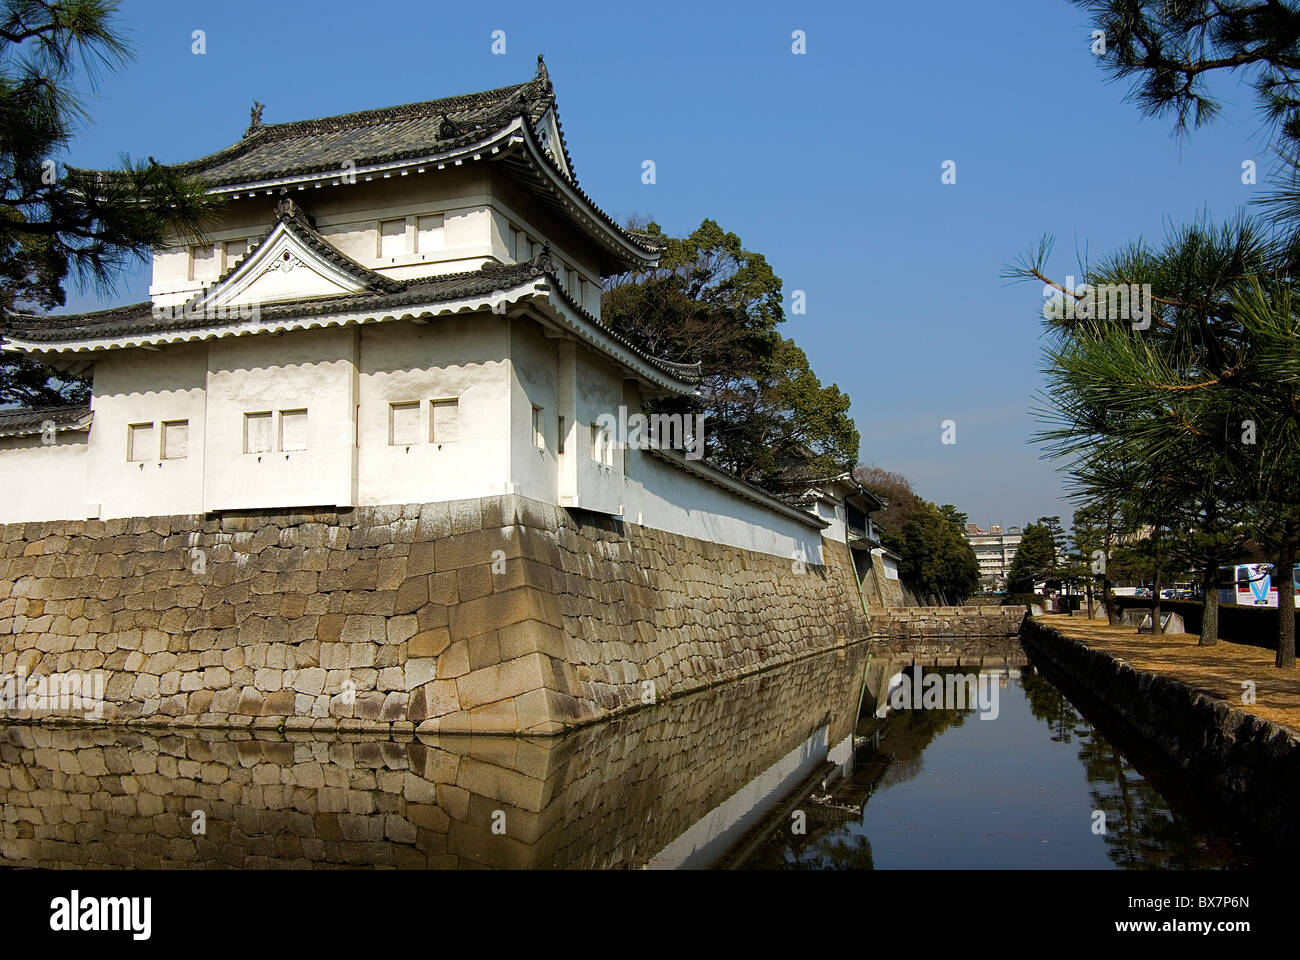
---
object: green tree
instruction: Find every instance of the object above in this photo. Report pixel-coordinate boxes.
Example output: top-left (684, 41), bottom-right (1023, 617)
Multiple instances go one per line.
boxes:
top-left (888, 501), bottom-right (979, 604)
top-left (1224, 279), bottom-right (1300, 666)
top-left (1007, 522), bottom-right (1057, 596)
top-left (938, 504), bottom-right (968, 535)
top-left (0, 0), bottom-right (217, 407)
top-left (602, 218), bottom-right (858, 493)
top-left (1065, 3), bottom-right (1300, 664)
top-left (854, 468), bottom-right (978, 603)
top-left (1072, 1), bottom-right (1300, 152)
top-left (1008, 217), bottom-right (1290, 651)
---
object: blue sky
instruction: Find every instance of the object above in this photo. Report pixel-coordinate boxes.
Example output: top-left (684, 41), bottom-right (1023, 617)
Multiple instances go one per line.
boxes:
top-left (56, 0), bottom-right (1270, 529)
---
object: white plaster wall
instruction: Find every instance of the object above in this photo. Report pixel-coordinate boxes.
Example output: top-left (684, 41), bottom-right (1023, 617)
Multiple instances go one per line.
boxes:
top-left (150, 168), bottom-right (610, 319)
top-left (508, 318), bottom-right (558, 504)
top-left (572, 350), bottom-right (625, 515)
top-left (816, 500), bottom-right (847, 544)
top-left (623, 446), bottom-right (825, 563)
top-left (86, 343), bottom-right (208, 519)
top-left (356, 316), bottom-right (511, 505)
top-left (204, 328), bottom-right (355, 511)
top-left (0, 435), bottom-right (88, 523)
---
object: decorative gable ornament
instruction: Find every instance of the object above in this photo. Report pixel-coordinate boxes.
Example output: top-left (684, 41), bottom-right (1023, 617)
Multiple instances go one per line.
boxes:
top-left (164, 198), bottom-right (401, 322)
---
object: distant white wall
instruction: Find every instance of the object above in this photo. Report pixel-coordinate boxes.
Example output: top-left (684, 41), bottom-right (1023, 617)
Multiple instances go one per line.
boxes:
top-left (623, 445), bottom-right (825, 563)
top-left (815, 498), bottom-right (847, 544)
top-left (0, 434), bottom-right (88, 523)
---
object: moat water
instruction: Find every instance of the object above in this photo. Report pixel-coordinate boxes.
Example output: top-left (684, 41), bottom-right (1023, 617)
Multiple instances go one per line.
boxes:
top-left (0, 641), bottom-right (1257, 869)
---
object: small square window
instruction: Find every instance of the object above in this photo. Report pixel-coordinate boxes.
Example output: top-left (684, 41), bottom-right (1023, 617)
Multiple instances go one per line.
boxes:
top-left (189, 244), bottom-right (216, 282)
top-left (590, 422), bottom-right (614, 466)
top-left (390, 402), bottom-right (421, 446)
top-left (417, 214), bottom-right (444, 254)
top-left (223, 239), bottom-right (247, 269)
top-left (128, 422), bottom-right (155, 461)
top-left (162, 420), bottom-right (188, 460)
top-left (431, 399), bottom-right (459, 443)
top-left (244, 412), bottom-right (273, 454)
top-left (280, 409), bottom-right (308, 452)
top-left (379, 218), bottom-right (406, 258)
top-left (532, 405), bottom-right (544, 449)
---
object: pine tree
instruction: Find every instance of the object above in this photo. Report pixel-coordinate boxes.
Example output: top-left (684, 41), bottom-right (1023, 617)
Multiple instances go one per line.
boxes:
top-left (0, 0), bottom-right (217, 406)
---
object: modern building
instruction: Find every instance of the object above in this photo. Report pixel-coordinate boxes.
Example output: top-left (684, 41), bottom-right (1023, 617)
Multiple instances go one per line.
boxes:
top-left (964, 523), bottom-right (1023, 592)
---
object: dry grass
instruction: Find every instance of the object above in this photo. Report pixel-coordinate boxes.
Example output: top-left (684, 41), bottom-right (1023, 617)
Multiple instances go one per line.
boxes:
top-left (1036, 614), bottom-right (1300, 733)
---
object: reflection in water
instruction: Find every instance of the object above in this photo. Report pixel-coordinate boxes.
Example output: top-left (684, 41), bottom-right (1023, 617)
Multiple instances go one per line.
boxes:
top-left (743, 664), bottom-right (1255, 870)
top-left (0, 645), bottom-right (870, 870)
top-left (0, 647), bottom-right (1256, 869)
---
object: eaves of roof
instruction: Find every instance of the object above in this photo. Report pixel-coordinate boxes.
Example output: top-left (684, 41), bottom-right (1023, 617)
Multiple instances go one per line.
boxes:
top-left (0, 403), bottom-right (92, 438)
top-left (1, 253), bottom-right (702, 395)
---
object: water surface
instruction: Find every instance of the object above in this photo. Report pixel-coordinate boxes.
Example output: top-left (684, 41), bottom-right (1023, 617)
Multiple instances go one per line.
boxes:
top-left (0, 644), bottom-right (1257, 869)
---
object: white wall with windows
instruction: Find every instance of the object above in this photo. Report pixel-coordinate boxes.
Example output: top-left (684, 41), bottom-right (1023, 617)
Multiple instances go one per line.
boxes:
top-left (204, 327), bottom-right (355, 511)
top-left (3, 315), bottom-right (830, 562)
top-left (85, 342), bottom-right (207, 518)
top-left (355, 316), bottom-right (512, 506)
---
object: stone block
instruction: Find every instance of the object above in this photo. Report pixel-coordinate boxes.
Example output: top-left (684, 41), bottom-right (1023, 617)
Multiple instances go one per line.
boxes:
top-left (404, 658), bottom-right (437, 691)
top-left (386, 615), bottom-right (418, 644)
top-left (409, 628), bottom-right (451, 658)
top-left (455, 654), bottom-right (549, 710)
top-left (394, 576), bottom-right (427, 615)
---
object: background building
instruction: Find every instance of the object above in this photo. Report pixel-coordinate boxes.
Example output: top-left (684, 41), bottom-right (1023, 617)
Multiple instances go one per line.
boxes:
top-left (964, 523), bottom-right (1022, 592)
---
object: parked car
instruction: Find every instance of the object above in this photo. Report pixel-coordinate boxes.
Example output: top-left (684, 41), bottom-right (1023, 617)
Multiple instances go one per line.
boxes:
top-left (1133, 588), bottom-right (1151, 597)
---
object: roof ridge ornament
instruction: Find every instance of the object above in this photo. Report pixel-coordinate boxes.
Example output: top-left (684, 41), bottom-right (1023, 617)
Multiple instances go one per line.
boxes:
top-left (536, 54), bottom-right (550, 89)
top-left (275, 195), bottom-right (302, 221)
top-left (438, 114), bottom-right (460, 138)
top-left (530, 240), bottom-right (554, 273)
top-left (246, 101), bottom-right (265, 137)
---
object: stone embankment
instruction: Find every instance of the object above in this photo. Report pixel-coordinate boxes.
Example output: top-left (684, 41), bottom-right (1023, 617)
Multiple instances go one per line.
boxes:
top-left (1021, 616), bottom-right (1300, 853)
top-left (0, 495), bottom-right (868, 734)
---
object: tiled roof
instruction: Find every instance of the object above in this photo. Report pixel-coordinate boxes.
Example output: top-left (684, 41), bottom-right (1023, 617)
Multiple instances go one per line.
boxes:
top-left (1, 262), bottom-right (543, 342)
top-left (105, 67), bottom-right (561, 190)
top-left (1, 250), bottom-right (702, 388)
top-left (72, 58), bottom-right (657, 274)
top-left (0, 403), bottom-right (92, 437)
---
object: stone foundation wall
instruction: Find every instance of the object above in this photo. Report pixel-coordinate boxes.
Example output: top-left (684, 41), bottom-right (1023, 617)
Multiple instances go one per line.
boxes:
top-left (1020, 616), bottom-right (1300, 853)
top-left (859, 551), bottom-right (897, 610)
top-left (871, 606), bottom-right (1024, 641)
top-left (0, 495), bottom-right (868, 734)
top-left (0, 645), bottom-right (869, 869)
